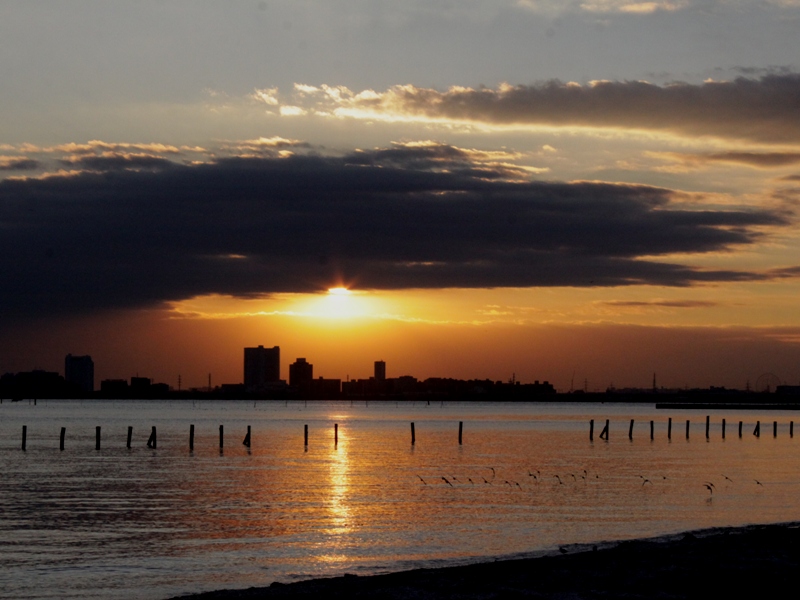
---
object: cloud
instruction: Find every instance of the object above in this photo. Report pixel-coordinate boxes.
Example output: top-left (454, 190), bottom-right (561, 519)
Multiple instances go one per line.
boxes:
top-left (252, 87), bottom-right (280, 106)
top-left (279, 105), bottom-right (307, 116)
top-left (654, 151), bottom-right (800, 170)
top-left (0, 148), bottom-right (793, 318)
top-left (516, 0), bottom-right (688, 13)
top-left (59, 152), bottom-right (177, 171)
top-left (281, 74), bottom-right (800, 143)
top-left (219, 136), bottom-right (312, 157)
top-left (0, 156), bottom-right (40, 171)
top-left (579, 0), bottom-right (688, 13)
top-left (602, 300), bottom-right (719, 308)
top-left (51, 141), bottom-right (183, 155)
top-left (345, 141), bottom-right (547, 179)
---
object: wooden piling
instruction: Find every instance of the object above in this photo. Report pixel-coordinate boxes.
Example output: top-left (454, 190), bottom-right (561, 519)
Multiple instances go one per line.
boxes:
top-left (722, 418), bottom-right (726, 440)
top-left (147, 426), bottom-right (157, 449)
top-left (22, 425), bottom-right (27, 451)
top-left (219, 425), bottom-right (224, 449)
top-left (705, 415), bottom-right (710, 439)
top-left (411, 422), bottom-right (416, 445)
top-left (774, 421), bottom-right (778, 438)
top-left (334, 423), bottom-right (338, 446)
top-left (243, 425), bottom-right (251, 448)
top-left (754, 421), bottom-right (760, 437)
top-left (668, 417), bottom-right (672, 440)
top-left (304, 424), bottom-right (308, 447)
top-left (791, 421), bottom-right (794, 438)
top-left (458, 421), bottom-right (463, 445)
top-left (599, 419), bottom-right (609, 440)
top-left (95, 426), bottom-right (101, 450)
top-left (650, 420), bottom-right (654, 440)
top-left (685, 420), bottom-right (690, 439)
top-left (127, 426), bottom-right (133, 449)
top-left (60, 427), bottom-right (66, 450)
top-left (189, 424), bottom-right (195, 451)
top-left (739, 421), bottom-right (743, 438)
top-left (589, 419), bottom-right (594, 441)
top-left (628, 419), bottom-right (634, 440)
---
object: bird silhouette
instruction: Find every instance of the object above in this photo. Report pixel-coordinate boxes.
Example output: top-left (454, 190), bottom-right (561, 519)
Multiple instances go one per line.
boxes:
top-left (703, 484), bottom-right (714, 494)
top-left (442, 477), bottom-right (453, 487)
top-left (416, 475), bottom-right (427, 485)
top-left (755, 479), bottom-right (764, 487)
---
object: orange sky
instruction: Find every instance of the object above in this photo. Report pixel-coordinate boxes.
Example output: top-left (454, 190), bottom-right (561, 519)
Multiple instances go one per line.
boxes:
top-left (2, 3), bottom-right (800, 391)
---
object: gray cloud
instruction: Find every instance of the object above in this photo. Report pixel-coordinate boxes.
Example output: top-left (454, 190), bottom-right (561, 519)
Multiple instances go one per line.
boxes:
top-left (59, 153), bottom-right (177, 171)
top-left (0, 148), bottom-right (793, 318)
top-left (0, 156), bottom-right (40, 171)
top-left (313, 74), bottom-right (800, 143)
top-left (694, 152), bottom-right (800, 168)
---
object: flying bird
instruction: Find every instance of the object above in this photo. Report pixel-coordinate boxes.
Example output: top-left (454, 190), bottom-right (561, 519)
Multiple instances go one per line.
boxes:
top-left (442, 477), bottom-right (453, 486)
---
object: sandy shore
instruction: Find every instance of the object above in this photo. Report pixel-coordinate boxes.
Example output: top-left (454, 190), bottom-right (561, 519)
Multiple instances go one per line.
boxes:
top-left (171, 522), bottom-right (799, 599)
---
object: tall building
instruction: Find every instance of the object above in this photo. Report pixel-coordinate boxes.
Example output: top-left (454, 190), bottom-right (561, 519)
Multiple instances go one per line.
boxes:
top-left (244, 345), bottom-right (280, 389)
top-left (374, 360), bottom-right (386, 381)
top-left (65, 354), bottom-right (94, 394)
top-left (289, 358), bottom-right (313, 387)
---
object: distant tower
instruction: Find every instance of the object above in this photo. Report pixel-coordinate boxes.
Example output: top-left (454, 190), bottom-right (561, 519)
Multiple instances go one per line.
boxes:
top-left (244, 345), bottom-right (280, 389)
top-left (65, 354), bottom-right (94, 394)
top-left (289, 358), bottom-right (313, 387)
top-left (374, 360), bottom-right (386, 381)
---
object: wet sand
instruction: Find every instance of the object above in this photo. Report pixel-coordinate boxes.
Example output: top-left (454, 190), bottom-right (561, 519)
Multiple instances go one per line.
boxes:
top-left (171, 522), bottom-right (799, 599)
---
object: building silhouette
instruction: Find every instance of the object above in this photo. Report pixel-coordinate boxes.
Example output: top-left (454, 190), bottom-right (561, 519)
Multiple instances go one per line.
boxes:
top-left (289, 358), bottom-right (313, 387)
top-left (374, 360), bottom-right (386, 381)
top-left (65, 354), bottom-right (94, 394)
top-left (244, 345), bottom-right (280, 389)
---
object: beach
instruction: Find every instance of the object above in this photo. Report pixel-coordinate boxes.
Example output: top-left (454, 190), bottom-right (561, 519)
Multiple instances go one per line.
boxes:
top-left (172, 522), bottom-right (799, 599)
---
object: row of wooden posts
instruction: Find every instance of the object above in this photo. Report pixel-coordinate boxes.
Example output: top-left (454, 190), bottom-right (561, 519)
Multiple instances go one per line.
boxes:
top-left (16, 421), bottom-right (462, 451)
top-left (589, 417), bottom-right (795, 441)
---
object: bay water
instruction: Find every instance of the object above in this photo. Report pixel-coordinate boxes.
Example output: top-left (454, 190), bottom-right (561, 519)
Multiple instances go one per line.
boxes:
top-left (1, 400), bottom-right (798, 599)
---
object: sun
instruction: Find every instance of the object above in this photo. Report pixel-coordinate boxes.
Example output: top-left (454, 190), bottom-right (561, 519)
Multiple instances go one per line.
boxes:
top-left (327, 287), bottom-right (352, 296)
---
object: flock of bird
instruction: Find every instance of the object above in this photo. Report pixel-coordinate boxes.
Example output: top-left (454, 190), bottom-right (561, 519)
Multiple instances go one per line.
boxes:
top-left (414, 466), bottom-right (768, 498)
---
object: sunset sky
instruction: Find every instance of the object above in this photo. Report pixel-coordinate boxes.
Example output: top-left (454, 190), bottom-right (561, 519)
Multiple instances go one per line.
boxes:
top-left (2, 1), bottom-right (800, 391)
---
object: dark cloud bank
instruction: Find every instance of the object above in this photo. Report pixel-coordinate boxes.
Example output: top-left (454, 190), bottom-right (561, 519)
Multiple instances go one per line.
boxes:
top-left (0, 148), bottom-right (792, 318)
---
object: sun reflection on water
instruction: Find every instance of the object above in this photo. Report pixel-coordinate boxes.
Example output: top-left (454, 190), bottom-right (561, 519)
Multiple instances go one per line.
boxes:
top-left (319, 422), bottom-right (351, 564)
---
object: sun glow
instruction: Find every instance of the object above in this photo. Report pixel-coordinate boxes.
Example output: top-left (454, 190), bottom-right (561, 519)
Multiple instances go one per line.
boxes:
top-left (327, 287), bottom-right (352, 296)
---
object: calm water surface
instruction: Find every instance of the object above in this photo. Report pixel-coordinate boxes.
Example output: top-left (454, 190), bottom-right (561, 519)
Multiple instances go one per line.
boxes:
top-left (1, 400), bottom-right (799, 599)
